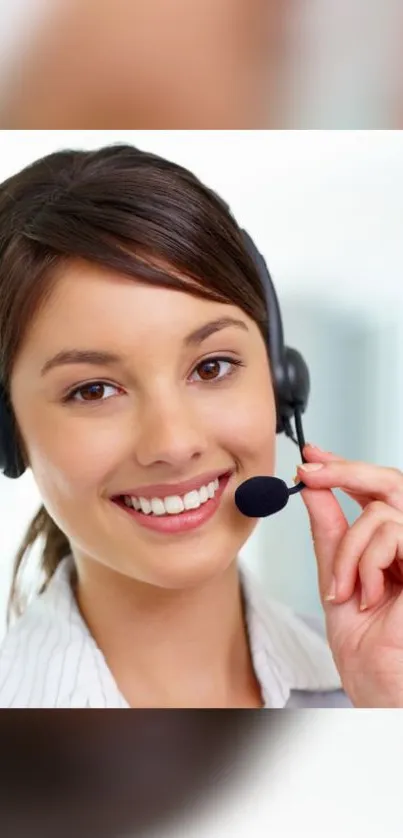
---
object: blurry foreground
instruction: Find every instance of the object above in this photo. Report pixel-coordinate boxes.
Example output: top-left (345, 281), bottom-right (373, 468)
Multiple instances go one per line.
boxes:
top-left (0, 0), bottom-right (286, 128)
top-left (0, 0), bottom-right (402, 128)
top-left (0, 710), bottom-right (290, 837)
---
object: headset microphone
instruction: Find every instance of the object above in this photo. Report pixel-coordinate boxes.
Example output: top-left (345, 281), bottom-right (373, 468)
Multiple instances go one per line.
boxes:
top-left (235, 406), bottom-right (307, 518)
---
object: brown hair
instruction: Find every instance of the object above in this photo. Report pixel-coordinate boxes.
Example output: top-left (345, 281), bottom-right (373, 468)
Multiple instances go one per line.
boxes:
top-left (0, 143), bottom-right (269, 627)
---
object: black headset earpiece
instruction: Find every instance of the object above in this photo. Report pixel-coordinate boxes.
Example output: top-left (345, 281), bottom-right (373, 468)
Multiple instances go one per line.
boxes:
top-left (0, 382), bottom-right (26, 479)
top-left (241, 229), bottom-right (310, 449)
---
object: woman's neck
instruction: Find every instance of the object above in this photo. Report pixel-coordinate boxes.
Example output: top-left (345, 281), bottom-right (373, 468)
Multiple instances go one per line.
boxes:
top-left (73, 555), bottom-right (263, 708)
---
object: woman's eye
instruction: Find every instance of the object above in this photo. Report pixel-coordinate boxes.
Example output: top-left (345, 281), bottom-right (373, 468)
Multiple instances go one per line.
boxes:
top-left (64, 358), bottom-right (242, 403)
top-left (65, 382), bottom-right (120, 403)
top-left (191, 357), bottom-right (241, 383)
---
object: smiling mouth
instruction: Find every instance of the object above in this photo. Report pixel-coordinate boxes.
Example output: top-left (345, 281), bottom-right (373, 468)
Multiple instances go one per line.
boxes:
top-left (113, 471), bottom-right (232, 517)
top-left (110, 471), bottom-right (233, 534)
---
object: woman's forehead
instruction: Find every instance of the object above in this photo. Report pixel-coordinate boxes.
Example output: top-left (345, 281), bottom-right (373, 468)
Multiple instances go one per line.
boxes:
top-left (38, 263), bottom-right (235, 325)
top-left (17, 261), bottom-right (252, 364)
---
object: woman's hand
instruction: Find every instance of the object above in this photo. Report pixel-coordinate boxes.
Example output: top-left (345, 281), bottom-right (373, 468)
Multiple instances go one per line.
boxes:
top-left (297, 443), bottom-right (403, 707)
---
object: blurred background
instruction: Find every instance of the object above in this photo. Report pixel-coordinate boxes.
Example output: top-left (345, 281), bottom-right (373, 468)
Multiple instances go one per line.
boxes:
top-left (0, 1), bottom-right (402, 127)
top-left (0, 129), bottom-right (402, 637)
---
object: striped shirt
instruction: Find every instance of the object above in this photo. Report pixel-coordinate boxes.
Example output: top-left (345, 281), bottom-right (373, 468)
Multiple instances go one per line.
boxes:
top-left (0, 554), bottom-right (352, 708)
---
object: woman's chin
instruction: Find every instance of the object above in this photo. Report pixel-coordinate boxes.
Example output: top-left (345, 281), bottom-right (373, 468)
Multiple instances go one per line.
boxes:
top-left (118, 549), bottom-right (237, 591)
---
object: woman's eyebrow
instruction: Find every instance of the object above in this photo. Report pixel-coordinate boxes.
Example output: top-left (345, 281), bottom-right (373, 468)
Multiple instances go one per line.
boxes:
top-left (41, 349), bottom-right (123, 376)
top-left (184, 317), bottom-right (248, 346)
top-left (40, 317), bottom-right (249, 376)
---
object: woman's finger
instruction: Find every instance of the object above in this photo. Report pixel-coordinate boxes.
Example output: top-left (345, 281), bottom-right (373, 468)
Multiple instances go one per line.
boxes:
top-left (332, 501), bottom-right (403, 602)
top-left (358, 521), bottom-right (403, 610)
top-left (303, 444), bottom-right (346, 463)
top-left (297, 458), bottom-right (403, 511)
top-left (299, 485), bottom-right (349, 603)
top-left (302, 445), bottom-right (381, 508)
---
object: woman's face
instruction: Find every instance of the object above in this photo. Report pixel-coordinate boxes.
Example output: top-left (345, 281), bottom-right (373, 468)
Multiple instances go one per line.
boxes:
top-left (10, 260), bottom-right (276, 589)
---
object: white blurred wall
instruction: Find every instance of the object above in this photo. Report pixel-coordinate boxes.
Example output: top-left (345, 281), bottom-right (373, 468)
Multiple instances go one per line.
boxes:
top-left (0, 0), bottom-right (53, 97)
top-left (286, 0), bottom-right (402, 127)
top-left (0, 130), bottom-right (402, 638)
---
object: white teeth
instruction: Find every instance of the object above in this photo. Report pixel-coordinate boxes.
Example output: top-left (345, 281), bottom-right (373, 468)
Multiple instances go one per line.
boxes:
top-left (150, 498), bottom-right (166, 516)
top-left (164, 495), bottom-right (185, 515)
top-left (121, 475), bottom-right (226, 516)
top-left (199, 485), bottom-right (208, 503)
top-left (183, 490), bottom-right (201, 510)
top-left (139, 497), bottom-right (152, 515)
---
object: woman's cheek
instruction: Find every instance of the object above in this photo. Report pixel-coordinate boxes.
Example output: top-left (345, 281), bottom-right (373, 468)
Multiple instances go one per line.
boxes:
top-left (29, 418), bottom-right (123, 499)
top-left (213, 393), bottom-right (275, 469)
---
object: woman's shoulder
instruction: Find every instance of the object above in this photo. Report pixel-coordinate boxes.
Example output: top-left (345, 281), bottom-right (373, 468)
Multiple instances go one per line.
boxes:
top-left (283, 611), bottom-right (353, 707)
top-left (239, 563), bottom-right (353, 708)
top-left (0, 606), bottom-right (46, 707)
top-left (0, 554), bottom-right (86, 708)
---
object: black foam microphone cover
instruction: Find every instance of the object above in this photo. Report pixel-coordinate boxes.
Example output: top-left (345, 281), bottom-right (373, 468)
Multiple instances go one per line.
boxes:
top-left (235, 476), bottom-right (290, 518)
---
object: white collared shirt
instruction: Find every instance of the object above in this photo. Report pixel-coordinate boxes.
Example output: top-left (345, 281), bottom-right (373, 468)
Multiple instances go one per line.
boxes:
top-left (0, 554), bottom-right (352, 708)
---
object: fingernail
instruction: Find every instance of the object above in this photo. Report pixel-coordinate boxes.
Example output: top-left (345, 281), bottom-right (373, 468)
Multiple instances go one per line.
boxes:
top-left (360, 599), bottom-right (368, 611)
top-left (306, 443), bottom-right (325, 452)
top-left (325, 576), bottom-right (337, 602)
top-left (298, 463), bottom-right (324, 472)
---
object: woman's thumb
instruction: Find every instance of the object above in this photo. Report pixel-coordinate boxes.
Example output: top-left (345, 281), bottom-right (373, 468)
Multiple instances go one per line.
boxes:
top-left (299, 486), bottom-right (349, 599)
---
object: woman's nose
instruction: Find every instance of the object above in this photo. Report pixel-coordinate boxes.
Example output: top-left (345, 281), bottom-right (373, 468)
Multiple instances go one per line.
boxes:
top-left (133, 397), bottom-right (209, 469)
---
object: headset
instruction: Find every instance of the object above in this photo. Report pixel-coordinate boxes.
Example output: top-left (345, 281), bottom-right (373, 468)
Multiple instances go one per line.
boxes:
top-left (0, 230), bottom-right (310, 481)
top-left (241, 229), bottom-right (310, 454)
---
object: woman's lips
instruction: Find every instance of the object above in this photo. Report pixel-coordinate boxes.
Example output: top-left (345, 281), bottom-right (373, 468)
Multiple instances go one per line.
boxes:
top-left (111, 472), bottom-right (233, 535)
top-left (113, 468), bottom-right (230, 500)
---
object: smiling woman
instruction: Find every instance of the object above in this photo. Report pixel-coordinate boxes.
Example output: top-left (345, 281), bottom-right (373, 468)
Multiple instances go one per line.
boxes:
top-left (0, 143), bottom-right (349, 709)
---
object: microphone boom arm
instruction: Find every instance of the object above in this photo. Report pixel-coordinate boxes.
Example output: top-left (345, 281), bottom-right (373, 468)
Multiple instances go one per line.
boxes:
top-left (283, 406), bottom-right (306, 493)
